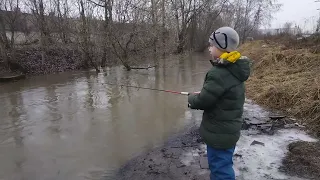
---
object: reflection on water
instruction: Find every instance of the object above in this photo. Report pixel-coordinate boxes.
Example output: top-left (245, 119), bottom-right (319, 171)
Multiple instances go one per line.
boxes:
top-left (0, 54), bottom-right (209, 180)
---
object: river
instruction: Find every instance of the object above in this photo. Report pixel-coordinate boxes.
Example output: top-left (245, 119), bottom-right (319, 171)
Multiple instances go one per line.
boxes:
top-left (0, 54), bottom-right (210, 180)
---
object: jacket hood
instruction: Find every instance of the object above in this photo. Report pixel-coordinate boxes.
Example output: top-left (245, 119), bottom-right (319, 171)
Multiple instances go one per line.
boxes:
top-left (225, 57), bottom-right (251, 82)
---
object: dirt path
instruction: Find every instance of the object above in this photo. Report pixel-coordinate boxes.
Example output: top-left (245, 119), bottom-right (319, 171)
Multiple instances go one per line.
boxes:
top-left (114, 102), bottom-right (318, 180)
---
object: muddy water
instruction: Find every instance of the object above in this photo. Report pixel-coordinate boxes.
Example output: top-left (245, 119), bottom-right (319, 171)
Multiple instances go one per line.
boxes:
top-left (0, 54), bottom-right (210, 180)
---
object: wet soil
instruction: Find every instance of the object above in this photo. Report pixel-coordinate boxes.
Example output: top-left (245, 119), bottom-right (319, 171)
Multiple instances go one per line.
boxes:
top-left (114, 126), bottom-right (210, 180)
top-left (281, 141), bottom-right (320, 180)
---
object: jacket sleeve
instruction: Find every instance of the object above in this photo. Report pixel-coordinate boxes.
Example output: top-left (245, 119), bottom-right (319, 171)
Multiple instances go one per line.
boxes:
top-left (188, 71), bottom-right (225, 110)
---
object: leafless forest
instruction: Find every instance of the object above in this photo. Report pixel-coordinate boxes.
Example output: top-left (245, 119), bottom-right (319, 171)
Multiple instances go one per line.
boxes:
top-left (0, 0), bottom-right (280, 73)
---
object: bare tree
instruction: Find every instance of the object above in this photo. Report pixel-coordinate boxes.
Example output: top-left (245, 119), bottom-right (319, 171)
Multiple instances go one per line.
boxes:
top-left (169, 0), bottom-right (226, 53)
top-left (232, 0), bottom-right (281, 43)
top-left (282, 22), bottom-right (292, 34)
top-left (0, 0), bottom-right (22, 68)
top-left (0, 0), bottom-right (10, 68)
top-left (95, 0), bottom-right (155, 70)
top-left (109, 29), bottom-right (135, 71)
top-left (52, 0), bottom-right (71, 44)
top-left (161, 0), bottom-right (166, 56)
top-left (1, 0), bottom-right (282, 75)
top-left (316, 18), bottom-right (320, 33)
top-left (150, 0), bottom-right (158, 64)
top-left (88, 0), bottom-right (113, 67)
top-left (0, 1), bottom-right (10, 47)
top-left (27, 0), bottom-right (52, 64)
top-left (2, 0), bottom-right (21, 47)
top-left (188, 0), bottom-right (228, 51)
top-left (102, 0), bottom-right (113, 67)
top-left (77, 0), bottom-right (100, 72)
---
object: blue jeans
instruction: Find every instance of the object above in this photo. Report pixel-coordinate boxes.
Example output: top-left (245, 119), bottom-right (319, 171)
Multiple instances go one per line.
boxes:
top-left (207, 145), bottom-right (235, 180)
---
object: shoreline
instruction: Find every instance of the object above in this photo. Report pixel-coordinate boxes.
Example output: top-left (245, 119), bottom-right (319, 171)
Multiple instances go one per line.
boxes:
top-left (114, 102), bottom-right (318, 180)
top-left (114, 125), bottom-right (209, 180)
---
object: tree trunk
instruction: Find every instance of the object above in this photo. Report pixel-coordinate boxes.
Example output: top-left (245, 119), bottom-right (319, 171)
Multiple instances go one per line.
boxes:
top-left (241, 0), bottom-right (251, 44)
top-left (177, 27), bottom-right (185, 54)
top-left (79, 0), bottom-right (89, 68)
top-left (172, 0), bottom-right (181, 53)
top-left (0, 6), bottom-right (10, 68)
top-left (0, 15), bottom-right (10, 50)
top-left (79, 0), bottom-right (100, 72)
top-left (151, 0), bottom-right (158, 65)
top-left (189, 16), bottom-right (196, 50)
top-left (101, 46), bottom-right (107, 67)
top-left (63, 0), bottom-right (71, 43)
top-left (0, 43), bottom-right (9, 69)
top-left (39, 0), bottom-right (47, 64)
top-left (56, 0), bottom-right (69, 44)
top-left (101, 0), bottom-right (113, 67)
top-left (39, 0), bottom-right (49, 40)
top-left (101, 0), bottom-right (108, 67)
top-left (10, 28), bottom-right (15, 47)
top-left (161, 0), bottom-right (166, 58)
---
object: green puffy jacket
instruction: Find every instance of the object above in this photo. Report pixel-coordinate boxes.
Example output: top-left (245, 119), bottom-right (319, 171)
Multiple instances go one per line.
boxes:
top-left (188, 57), bottom-right (251, 149)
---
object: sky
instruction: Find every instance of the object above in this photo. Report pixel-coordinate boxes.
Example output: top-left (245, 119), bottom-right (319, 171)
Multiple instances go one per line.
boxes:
top-left (270, 0), bottom-right (320, 31)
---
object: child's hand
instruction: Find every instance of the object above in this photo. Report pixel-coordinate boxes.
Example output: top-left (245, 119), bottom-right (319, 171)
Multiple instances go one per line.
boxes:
top-left (188, 92), bottom-right (200, 109)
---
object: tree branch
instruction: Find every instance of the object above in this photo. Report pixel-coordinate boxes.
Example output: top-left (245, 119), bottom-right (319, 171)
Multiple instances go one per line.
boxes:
top-left (125, 32), bottom-right (135, 50)
top-left (87, 0), bottom-right (105, 7)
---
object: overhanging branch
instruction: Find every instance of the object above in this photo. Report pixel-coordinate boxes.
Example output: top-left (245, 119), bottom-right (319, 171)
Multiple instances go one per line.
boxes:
top-left (87, 0), bottom-right (105, 7)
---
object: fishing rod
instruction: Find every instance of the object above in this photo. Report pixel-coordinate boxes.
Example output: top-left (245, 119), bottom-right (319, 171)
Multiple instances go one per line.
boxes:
top-left (101, 82), bottom-right (199, 95)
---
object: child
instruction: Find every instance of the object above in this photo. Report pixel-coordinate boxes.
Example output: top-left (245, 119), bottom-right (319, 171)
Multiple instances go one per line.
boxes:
top-left (188, 27), bottom-right (251, 180)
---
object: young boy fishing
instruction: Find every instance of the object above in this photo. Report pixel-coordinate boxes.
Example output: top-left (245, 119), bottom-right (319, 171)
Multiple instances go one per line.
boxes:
top-left (188, 27), bottom-right (251, 180)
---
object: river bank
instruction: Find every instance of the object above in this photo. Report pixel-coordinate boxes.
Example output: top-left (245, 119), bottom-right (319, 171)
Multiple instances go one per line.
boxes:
top-left (240, 40), bottom-right (320, 136)
top-left (114, 101), bottom-right (318, 180)
top-left (0, 46), bottom-right (85, 76)
top-left (0, 45), bottom-right (173, 77)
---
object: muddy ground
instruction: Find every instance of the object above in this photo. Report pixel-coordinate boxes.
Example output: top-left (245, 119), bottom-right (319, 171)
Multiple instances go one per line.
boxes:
top-left (281, 141), bottom-right (320, 180)
top-left (114, 104), bottom-right (319, 180)
top-left (114, 126), bottom-right (210, 180)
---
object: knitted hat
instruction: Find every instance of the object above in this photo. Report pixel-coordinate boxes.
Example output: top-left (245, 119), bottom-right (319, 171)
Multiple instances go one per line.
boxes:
top-left (209, 27), bottom-right (240, 52)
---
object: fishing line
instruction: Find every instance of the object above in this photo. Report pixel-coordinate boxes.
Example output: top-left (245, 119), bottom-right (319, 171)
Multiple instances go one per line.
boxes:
top-left (101, 82), bottom-right (192, 95)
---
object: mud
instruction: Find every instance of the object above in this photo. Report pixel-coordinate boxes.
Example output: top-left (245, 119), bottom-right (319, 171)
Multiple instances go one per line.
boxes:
top-left (281, 141), bottom-right (320, 179)
top-left (115, 126), bottom-right (209, 180)
top-left (114, 125), bottom-right (315, 180)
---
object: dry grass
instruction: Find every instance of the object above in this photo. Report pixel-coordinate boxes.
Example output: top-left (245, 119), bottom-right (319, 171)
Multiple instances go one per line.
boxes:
top-left (240, 40), bottom-right (320, 135)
